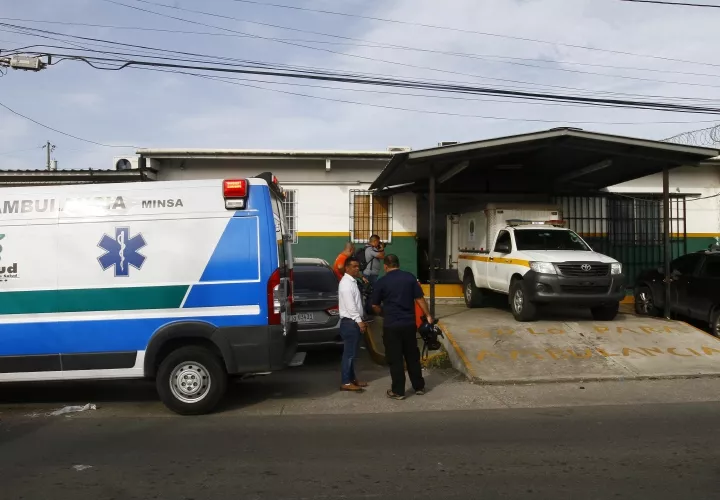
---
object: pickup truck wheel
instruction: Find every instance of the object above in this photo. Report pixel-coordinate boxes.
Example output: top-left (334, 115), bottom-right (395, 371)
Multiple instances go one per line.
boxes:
top-left (463, 274), bottom-right (484, 308)
top-left (156, 346), bottom-right (228, 416)
top-left (591, 303), bottom-right (620, 321)
top-left (634, 286), bottom-right (660, 317)
top-left (510, 280), bottom-right (537, 322)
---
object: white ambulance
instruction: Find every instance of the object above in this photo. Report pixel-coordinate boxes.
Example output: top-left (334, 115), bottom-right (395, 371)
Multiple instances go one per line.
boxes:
top-left (0, 172), bottom-right (298, 414)
top-left (457, 204), bottom-right (625, 322)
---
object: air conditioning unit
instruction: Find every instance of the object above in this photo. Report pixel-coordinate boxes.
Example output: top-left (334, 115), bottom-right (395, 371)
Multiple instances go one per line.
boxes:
top-left (113, 156), bottom-right (139, 171)
top-left (387, 146), bottom-right (412, 153)
top-left (438, 141), bottom-right (458, 147)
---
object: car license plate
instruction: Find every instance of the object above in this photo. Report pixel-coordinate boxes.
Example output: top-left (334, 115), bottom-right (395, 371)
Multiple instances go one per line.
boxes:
top-left (291, 313), bottom-right (315, 323)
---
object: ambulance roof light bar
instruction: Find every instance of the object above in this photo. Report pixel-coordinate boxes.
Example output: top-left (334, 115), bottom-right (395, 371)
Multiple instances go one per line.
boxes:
top-left (255, 171), bottom-right (285, 198)
top-left (506, 219), bottom-right (567, 228)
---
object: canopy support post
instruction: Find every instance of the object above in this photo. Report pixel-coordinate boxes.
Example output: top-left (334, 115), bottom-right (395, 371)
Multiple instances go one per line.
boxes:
top-left (663, 166), bottom-right (672, 320)
top-left (428, 170), bottom-right (436, 318)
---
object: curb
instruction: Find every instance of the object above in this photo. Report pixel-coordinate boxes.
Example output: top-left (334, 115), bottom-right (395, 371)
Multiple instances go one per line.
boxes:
top-left (364, 321), bottom-right (451, 369)
top-left (363, 323), bottom-right (387, 366)
top-left (459, 372), bottom-right (720, 386)
top-left (681, 321), bottom-right (720, 343)
top-left (438, 322), bottom-right (478, 380)
top-left (438, 318), bottom-right (720, 385)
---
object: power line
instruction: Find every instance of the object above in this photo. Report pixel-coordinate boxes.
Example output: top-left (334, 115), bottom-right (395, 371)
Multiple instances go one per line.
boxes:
top-left (7, 19), bottom-right (720, 106)
top-left (0, 100), bottom-right (138, 148)
top-left (46, 52), bottom-right (720, 115)
top-left (230, 0), bottom-right (720, 68)
top-left (101, 0), bottom-right (720, 102)
top-left (620, 0), bottom-right (720, 7)
top-left (106, 0), bottom-right (649, 97)
top-left (137, 66), bottom-right (720, 125)
top-left (6, 16), bottom-right (720, 84)
top-left (6, 20), bottom-right (720, 109)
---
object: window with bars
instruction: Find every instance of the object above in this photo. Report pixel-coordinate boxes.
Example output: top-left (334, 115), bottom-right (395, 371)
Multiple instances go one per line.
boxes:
top-left (349, 190), bottom-right (393, 243)
top-left (608, 196), bottom-right (663, 245)
top-left (282, 189), bottom-right (298, 244)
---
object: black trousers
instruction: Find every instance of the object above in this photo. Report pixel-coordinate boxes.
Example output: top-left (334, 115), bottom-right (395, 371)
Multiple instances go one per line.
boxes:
top-left (382, 323), bottom-right (425, 396)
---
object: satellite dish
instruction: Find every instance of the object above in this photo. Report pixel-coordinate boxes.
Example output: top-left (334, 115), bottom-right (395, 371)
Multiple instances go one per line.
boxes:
top-left (115, 159), bottom-right (132, 171)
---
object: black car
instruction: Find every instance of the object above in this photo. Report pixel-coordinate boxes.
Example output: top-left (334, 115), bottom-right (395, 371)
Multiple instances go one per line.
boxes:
top-left (292, 258), bottom-right (342, 348)
top-left (635, 250), bottom-right (720, 336)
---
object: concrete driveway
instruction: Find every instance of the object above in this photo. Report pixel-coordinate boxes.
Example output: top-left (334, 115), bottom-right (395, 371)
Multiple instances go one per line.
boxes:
top-left (439, 304), bottom-right (720, 384)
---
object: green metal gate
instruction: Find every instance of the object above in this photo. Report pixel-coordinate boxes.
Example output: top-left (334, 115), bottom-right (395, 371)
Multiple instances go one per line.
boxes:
top-left (554, 194), bottom-right (687, 287)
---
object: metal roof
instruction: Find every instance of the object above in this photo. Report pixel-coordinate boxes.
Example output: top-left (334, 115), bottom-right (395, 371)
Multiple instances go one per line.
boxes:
top-left (370, 128), bottom-right (720, 194)
top-left (137, 148), bottom-right (393, 160)
top-left (0, 168), bottom-right (156, 186)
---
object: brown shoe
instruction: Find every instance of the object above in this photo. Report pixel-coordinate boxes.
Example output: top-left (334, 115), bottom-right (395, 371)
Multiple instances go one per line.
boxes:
top-left (341, 383), bottom-right (364, 392)
top-left (353, 380), bottom-right (369, 387)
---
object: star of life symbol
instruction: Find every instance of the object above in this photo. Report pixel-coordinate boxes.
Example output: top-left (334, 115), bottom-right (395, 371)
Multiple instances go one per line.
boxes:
top-left (97, 227), bottom-right (147, 277)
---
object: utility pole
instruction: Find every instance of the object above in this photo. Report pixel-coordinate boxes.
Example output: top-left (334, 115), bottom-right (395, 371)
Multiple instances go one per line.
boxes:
top-left (43, 141), bottom-right (55, 170)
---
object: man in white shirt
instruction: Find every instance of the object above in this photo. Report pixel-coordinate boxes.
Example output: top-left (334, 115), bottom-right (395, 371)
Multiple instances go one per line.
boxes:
top-left (338, 256), bottom-right (368, 392)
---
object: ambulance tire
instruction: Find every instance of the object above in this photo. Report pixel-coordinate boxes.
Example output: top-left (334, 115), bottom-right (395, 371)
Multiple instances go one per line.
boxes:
top-left (463, 273), bottom-right (484, 308)
top-left (156, 346), bottom-right (228, 415)
top-left (510, 280), bottom-right (537, 322)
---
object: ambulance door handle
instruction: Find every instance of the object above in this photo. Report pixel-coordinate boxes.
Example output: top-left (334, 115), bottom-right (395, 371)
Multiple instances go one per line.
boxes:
top-left (488, 257), bottom-right (494, 262)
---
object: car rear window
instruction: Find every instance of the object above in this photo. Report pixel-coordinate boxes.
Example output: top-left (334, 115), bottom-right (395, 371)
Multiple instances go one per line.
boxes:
top-left (294, 266), bottom-right (339, 293)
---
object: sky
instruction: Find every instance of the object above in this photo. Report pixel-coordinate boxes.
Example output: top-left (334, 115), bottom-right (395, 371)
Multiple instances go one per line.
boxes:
top-left (1, 0), bottom-right (720, 170)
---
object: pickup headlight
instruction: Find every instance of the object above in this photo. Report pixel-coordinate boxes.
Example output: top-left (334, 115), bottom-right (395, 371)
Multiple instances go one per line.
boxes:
top-left (530, 262), bottom-right (557, 275)
top-left (610, 263), bottom-right (622, 275)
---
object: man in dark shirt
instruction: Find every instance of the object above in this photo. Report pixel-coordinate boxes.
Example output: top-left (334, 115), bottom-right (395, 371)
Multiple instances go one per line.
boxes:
top-left (371, 254), bottom-right (433, 400)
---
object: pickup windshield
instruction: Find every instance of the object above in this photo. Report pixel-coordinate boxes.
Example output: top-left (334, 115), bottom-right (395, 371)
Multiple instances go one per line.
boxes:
top-left (514, 229), bottom-right (590, 251)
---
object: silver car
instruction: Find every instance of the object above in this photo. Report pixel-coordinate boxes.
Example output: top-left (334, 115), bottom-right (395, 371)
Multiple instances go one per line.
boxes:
top-left (292, 258), bottom-right (342, 349)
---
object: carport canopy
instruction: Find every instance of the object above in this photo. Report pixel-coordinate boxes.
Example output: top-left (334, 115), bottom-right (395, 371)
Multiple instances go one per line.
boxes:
top-left (368, 127), bottom-right (720, 318)
top-left (370, 128), bottom-right (719, 194)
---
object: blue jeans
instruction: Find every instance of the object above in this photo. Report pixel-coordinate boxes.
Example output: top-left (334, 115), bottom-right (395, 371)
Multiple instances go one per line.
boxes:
top-left (339, 318), bottom-right (362, 385)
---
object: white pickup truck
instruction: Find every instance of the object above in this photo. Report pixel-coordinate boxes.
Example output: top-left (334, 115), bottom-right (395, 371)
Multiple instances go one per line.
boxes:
top-left (456, 206), bottom-right (625, 322)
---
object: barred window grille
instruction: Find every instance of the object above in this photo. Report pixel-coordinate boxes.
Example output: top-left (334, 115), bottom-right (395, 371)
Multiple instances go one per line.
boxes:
top-left (283, 189), bottom-right (298, 244)
top-left (608, 196), bottom-right (664, 246)
top-left (349, 190), bottom-right (393, 243)
top-left (555, 193), bottom-right (686, 288)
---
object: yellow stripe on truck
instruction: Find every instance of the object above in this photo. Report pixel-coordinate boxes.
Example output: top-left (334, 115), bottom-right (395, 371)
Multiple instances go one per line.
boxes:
top-left (458, 254), bottom-right (490, 263)
top-left (458, 254), bottom-right (530, 268)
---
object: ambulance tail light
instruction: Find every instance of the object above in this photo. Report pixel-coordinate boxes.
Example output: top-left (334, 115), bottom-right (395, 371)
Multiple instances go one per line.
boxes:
top-left (223, 179), bottom-right (248, 210)
top-left (268, 268), bottom-right (282, 325)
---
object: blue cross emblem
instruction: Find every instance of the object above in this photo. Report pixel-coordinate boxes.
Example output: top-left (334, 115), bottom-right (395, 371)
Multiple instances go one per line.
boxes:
top-left (97, 227), bottom-right (147, 277)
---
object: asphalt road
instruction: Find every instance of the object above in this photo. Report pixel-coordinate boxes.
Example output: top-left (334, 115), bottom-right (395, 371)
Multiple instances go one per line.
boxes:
top-left (2, 401), bottom-right (719, 500)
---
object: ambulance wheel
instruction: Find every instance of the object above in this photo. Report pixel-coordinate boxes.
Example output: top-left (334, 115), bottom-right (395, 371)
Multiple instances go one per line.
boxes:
top-left (156, 346), bottom-right (227, 415)
top-left (591, 303), bottom-right (620, 321)
top-left (510, 280), bottom-right (537, 322)
top-left (463, 273), bottom-right (484, 308)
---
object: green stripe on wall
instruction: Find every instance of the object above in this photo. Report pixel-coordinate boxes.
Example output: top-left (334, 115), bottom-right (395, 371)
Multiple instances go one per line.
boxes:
top-left (0, 285), bottom-right (189, 315)
top-left (293, 235), bottom-right (418, 275)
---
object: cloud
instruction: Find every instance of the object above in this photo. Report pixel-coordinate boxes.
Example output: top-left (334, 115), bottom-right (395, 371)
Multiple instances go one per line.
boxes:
top-left (59, 92), bottom-right (104, 109)
top-left (0, 0), bottom-right (719, 170)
